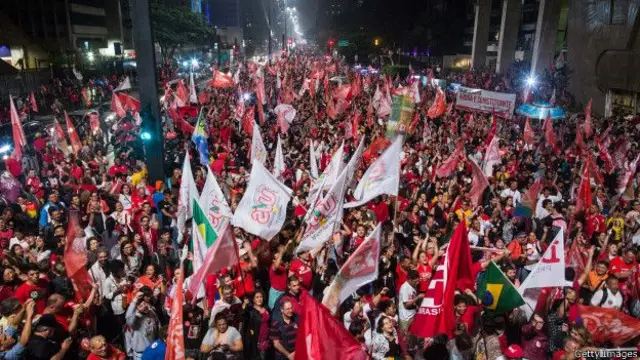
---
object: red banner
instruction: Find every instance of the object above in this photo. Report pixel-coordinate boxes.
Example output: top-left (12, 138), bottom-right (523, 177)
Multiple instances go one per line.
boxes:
top-left (579, 305), bottom-right (640, 346)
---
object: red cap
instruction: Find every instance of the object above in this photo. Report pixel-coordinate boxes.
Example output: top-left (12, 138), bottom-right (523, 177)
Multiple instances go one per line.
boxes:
top-left (505, 345), bottom-right (524, 359)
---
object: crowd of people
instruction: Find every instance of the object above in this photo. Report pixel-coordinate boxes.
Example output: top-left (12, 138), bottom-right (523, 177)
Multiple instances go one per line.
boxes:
top-left (0, 48), bottom-right (637, 360)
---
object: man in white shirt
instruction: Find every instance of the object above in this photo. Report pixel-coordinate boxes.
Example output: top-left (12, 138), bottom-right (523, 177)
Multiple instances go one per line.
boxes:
top-left (398, 270), bottom-right (423, 336)
top-left (590, 277), bottom-right (624, 309)
top-left (536, 187), bottom-right (562, 219)
top-left (500, 180), bottom-right (522, 207)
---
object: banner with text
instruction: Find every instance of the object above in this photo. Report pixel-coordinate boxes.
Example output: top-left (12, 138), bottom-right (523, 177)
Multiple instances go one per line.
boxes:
top-left (455, 87), bottom-right (517, 118)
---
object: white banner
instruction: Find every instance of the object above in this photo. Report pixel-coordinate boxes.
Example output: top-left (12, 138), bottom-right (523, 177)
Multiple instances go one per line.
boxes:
top-left (322, 224), bottom-right (381, 314)
top-left (455, 87), bottom-right (517, 118)
top-left (518, 228), bottom-right (565, 318)
top-left (199, 170), bottom-right (232, 234)
top-left (231, 161), bottom-right (292, 240)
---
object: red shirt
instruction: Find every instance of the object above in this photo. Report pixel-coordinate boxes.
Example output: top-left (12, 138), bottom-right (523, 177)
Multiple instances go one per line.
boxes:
top-left (14, 281), bottom-right (47, 313)
top-left (416, 263), bottom-right (432, 293)
top-left (270, 264), bottom-right (287, 292)
top-left (585, 213), bottom-right (606, 239)
top-left (87, 346), bottom-right (126, 360)
top-left (5, 158), bottom-right (21, 178)
top-left (609, 257), bottom-right (636, 284)
top-left (395, 265), bottom-right (408, 294)
top-left (456, 305), bottom-right (482, 333)
top-left (289, 259), bottom-right (313, 290)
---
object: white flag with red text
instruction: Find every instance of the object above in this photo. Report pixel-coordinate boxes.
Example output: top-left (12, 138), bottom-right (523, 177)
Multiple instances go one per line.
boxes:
top-left (322, 224), bottom-right (381, 314)
top-left (231, 161), bottom-right (293, 240)
top-left (518, 228), bottom-right (565, 318)
top-left (344, 136), bottom-right (402, 208)
top-left (199, 169), bottom-right (233, 234)
top-left (177, 153), bottom-right (199, 245)
top-left (273, 136), bottom-right (286, 181)
top-left (251, 123), bottom-right (268, 165)
top-left (482, 135), bottom-right (501, 177)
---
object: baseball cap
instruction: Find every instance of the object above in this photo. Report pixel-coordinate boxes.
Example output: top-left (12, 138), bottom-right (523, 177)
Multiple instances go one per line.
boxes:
top-left (504, 344), bottom-right (524, 359)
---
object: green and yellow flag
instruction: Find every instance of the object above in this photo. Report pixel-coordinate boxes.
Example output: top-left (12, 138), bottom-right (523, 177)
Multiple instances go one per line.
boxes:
top-left (193, 199), bottom-right (218, 248)
top-left (476, 261), bottom-right (525, 314)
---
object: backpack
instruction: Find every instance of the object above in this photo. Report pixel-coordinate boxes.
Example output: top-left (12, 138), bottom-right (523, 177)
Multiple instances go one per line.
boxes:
top-left (598, 287), bottom-right (609, 307)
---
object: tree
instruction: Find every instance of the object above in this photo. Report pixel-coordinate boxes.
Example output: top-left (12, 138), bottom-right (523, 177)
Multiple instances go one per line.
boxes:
top-left (149, 0), bottom-right (214, 63)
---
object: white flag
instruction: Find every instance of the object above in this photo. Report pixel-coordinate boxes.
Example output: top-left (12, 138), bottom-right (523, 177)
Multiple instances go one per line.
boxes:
top-left (114, 76), bottom-right (131, 92)
top-left (231, 161), bottom-right (293, 240)
top-left (309, 141), bottom-right (319, 180)
top-left (317, 142), bottom-right (345, 190)
top-left (344, 136), bottom-right (402, 208)
top-left (273, 136), bottom-right (286, 181)
top-left (482, 136), bottom-right (501, 177)
top-left (518, 228), bottom-right (565, 318)
top-left (199, 170), bottom-right (233, 234)
top-left (342, 136), bottom-right (365, 186)
top-left (251, 123), bottom-right (268, 165)
top-left (274, 104), bottom-right (297, 124)
top-left (322, 224), bottom-right (381, 314)
top-left (296, 166), bottom-right (349, 253)
top-left (177, 153), bottom-right (199, 245)
top-left (189, 72), bottom-right (198, 104)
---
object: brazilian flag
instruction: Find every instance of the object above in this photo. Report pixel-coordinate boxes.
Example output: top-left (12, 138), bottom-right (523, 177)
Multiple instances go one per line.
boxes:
top-left (193, 199), bottom-right (218, 247)
top-left (476, 261), bottom-right (525, 314)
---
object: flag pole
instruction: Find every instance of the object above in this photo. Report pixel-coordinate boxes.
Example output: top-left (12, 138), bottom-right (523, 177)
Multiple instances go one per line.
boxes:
top-left (230, 231), bottom-right (248, 297)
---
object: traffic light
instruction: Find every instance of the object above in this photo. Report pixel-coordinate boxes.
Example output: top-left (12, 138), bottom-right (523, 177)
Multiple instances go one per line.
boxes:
top-left (374, 38), bottom-right (380, 46)
top-left (328, 39), bottom-right (335, 47)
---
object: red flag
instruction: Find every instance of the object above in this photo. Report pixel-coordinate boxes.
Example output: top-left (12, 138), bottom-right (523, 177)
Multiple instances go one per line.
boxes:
top-left (575, 125), bottom-right (585, 151)
top-left (575, 161), bottom-right (592, 213)
top-left (277, 110), bottom-right (290, 134)
top-left (598, 143), bottom-right (615, 174)
top-left (485, 115), bottom-right (497, 147)
top-left (326, 97), bottom-right (337, 120)
top-left (110, 93), bottom-right (126, 118)
top-left (198, 90), bottom-right (210, 105)
top-left (333, 84), bottom-right (352, 103)
top-left (597, 128), bottom-right (612, 151)
top-left (436, 142), bottom-right (464, 178)
top-left (29, 91), bottom-right (38, 112)
top-left (124, 95), bottom-right (140, 113)
top-left (242, 106), bottom-right (255, 136)
top-left (362, 137), bottom-right (391, 164)
top-left (468, 159), bottom-right (489, 207)
top-left (64, 111), bottom-right (82, 154)
top-left (176, 80), bottom-right (189, 104)
top-left (187, 226), bottom-right (238, 302)
top-left (9, 95), bottom-right (26, 160)
top-left (543, 113), bottom-right (559, 153)
top-left (410, 221), bottom-right (474, 338)
top-left (209, 70), bottom-right (234, 88)
top-left (427, 88), bottom-right (446, 119)
top-left (523, 118), bottom-right (534, 145)
top-left (64, 213), bottom-right (94, 302)
top-left (351, 111), bottom-right (361, 142)
top-left (579, 305), bottom-right (640, 346)
top-left (52, 118), bottom-right (69, 154)
top-left (294, 293), bottom-right (368, 360)
top-left (584, 99), bottom-right (593, 138)
top-left (166, 271), bottom-right (185, 360)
